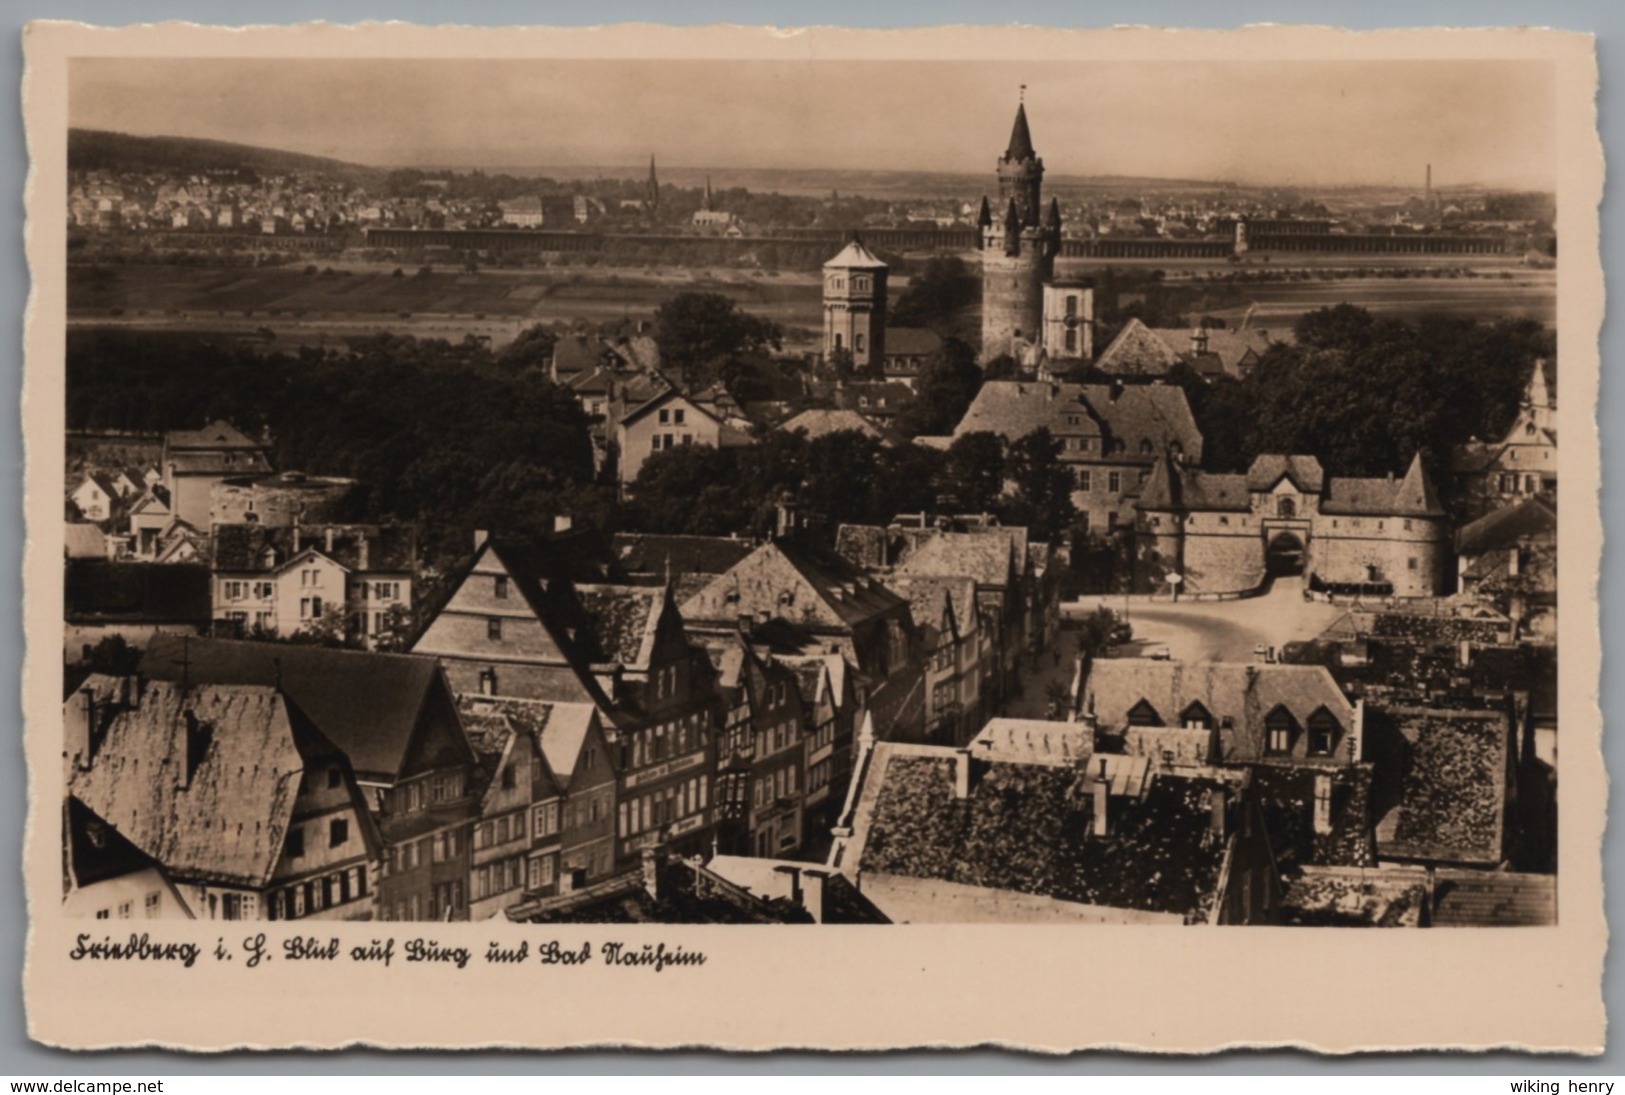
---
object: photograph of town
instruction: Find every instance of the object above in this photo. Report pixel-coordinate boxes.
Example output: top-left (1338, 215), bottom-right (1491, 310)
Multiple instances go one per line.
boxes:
top-left (59, 54), bottom-right (1560, 929)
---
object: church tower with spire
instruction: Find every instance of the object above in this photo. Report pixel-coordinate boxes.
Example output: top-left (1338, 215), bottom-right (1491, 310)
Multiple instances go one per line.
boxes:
top-left (979, 96), bottom-right (1061, 365)
top-left (646, 155), bottom-right (660, 210)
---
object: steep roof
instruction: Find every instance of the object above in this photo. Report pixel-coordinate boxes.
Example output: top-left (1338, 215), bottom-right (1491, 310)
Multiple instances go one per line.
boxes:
top-left (1456, 496), bottom-right (1557, 557)
top-left (1004, 102), bottom-right (1036, 161)
top-left (1082, 659), bottom-right (1357, 764)
top-left (611, 533), bottom-right (755, 578)
top-left (852, 746), bottom-right (1230, 922)
top-left (575, 583), bottom-right (664, 669)
top-left (64, 561), bottom-right (212, 624)
top-left (778, 408), bottom-right (899, 446)
top-left (454, 693), bottom-right (598, 794)
top-left (886, 574), bottom-right (977, 647)
top-left (822, 238), bottom-right (888, 271)
top-left (211, 523), bottom-right (416, 573)
top-left (893, 526), bottom-right (1026, 588)
top-left (1095, 319), bottom-right (1184, 377)
top-left (66, 677), bottom-right (333, 888)
top-left (1390, 453), bottom-right (1447, 517)
top-left (1374, 706), bottom-right (1511, 866)
top-left (140, 635), bottom-right (455, 783)
top-left (164, 420), bottom-right (264, 452)
top-left (64, 523), bottom-right (108, 560)
top-left (680, 539), bottom-right (906, 632)
top-left (1430, 870), bottom-right (1556, 926)
top-left (65, 796), bottom-right (165, 890)
top-left (1080, 383), bottom-right (1203, 462)
top-left (1246, 454), bottom-right (1324, 493)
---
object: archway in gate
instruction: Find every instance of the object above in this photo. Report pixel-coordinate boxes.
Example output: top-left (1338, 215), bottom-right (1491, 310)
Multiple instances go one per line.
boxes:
top-left (1266, 531), bottom-right (1307, 578)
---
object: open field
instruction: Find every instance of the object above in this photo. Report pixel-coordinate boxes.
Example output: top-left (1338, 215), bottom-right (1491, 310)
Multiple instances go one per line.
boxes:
top-left (68, 260), bottom-right (1555, 352)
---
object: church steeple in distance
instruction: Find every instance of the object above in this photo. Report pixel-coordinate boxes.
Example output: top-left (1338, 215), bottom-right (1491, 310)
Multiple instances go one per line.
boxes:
top-left (646, 155), bottom-right (660, 209)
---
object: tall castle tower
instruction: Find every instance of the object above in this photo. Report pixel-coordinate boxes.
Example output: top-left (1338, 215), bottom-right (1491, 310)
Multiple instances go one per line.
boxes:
top-left (980, 98), bottom-right (1061, 364)
top-left (822, 236), bottom-right (888, 369)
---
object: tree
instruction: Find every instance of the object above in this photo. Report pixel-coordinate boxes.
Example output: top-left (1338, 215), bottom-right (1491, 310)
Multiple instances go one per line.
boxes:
top-left (939, 432), bottom-right (1006, 514)
top-left (983, 353), bottom-right (1019, 380)
top-left (1074, 606), bottom-right (1132, 657)
top-left (890, 255), bottom-right (980, 335)
top-left (893, 337), bottom-right (981, 438)
top-left (498, 324), bottom-right (558, 372)
top-left (1002, 427), bottom-right (1076, 541)
top-left (653, 292), bottom-right (782, 392)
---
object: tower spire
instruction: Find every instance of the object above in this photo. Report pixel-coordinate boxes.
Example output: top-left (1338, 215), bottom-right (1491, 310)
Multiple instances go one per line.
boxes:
top-left (1005, 98), bottom-right (1036, 162)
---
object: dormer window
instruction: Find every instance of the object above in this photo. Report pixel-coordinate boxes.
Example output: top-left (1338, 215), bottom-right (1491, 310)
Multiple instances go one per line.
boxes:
top-left (1307, 707), bottom-right (1340, 755)
top-left (1127, 699), bottom-right (1162, 727)
top-left (1277, 496), bottom-right (1296, 519)
top-left (1139, 439), bottom-right (1154, 456)
top-left (1179, 701), bottom-right (1214, 730)
top-left (1265, 705), bottom-right (1298, 754)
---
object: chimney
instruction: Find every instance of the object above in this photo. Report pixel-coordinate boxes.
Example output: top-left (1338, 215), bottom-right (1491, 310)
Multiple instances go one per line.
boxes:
top-left (1209, 784), bottom-right (1229, 839)
top-left (772, 864), bottom-right (804, 907)
top-left (1091, 775), bottom-right (1109, 837)
top-left (1458, 640), bottom-right (1472, 669)
top-left (1190, 327), bottom-right (1209, 354)
top-left (640, 848), bottom-right (661, 901)
top-left (67, 687), bottom-right (95, 772)
top-left (473, 529), bottom-right (489, 552)
top-left (324, 526), bottom-right (335, 555)
top-left (953, 748), bottom-right (971, 799)
top-left (801, 868), bottom-right (829, 924)
top-left (1312, 772), bottom-right (1333, 836)
top-left (358, 533), bottom-right (370, 572)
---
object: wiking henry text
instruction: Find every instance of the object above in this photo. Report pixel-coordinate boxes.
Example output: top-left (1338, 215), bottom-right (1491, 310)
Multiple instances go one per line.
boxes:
top-left (69, 933), bottom-right (707, 974)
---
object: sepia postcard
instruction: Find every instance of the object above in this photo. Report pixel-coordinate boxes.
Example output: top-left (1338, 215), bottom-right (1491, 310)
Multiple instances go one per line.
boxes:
top-left (20, 21), bottom-right (1605, 1053)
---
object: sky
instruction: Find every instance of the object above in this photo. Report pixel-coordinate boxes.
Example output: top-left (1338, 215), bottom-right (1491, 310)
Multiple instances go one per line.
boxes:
top-left (69, 57), bottom-right (1556, 189)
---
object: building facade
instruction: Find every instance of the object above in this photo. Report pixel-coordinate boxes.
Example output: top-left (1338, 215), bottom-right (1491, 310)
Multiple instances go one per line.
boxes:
top-left (1136, 453), bottom-right (1451, 597)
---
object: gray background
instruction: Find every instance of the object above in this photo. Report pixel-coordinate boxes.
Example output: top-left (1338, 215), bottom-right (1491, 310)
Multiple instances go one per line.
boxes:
top-left (2, 0), bottom-right (1615, 1073)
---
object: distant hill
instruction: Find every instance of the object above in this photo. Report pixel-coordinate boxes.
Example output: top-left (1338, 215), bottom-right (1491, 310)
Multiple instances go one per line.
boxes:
top-left (68, 129), bottom-right (385, 187)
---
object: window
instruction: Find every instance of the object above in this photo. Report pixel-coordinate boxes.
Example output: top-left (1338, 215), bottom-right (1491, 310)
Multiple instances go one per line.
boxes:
top-left (329, 818), bottom-right (348, 848)
top-left (674, 408), bottom-right (686, 426)
top-left (1265, 706), bottom-right (1297, 754)
top-left (493, 576), bottom-right (508, 599)
top-left (1107, 472), bottom-right (1122, 494)
top-left (658, 409), bottom-right (670, 425)
top-left (1127, 699), bottom-right (1162, 727)
top-left (1277, 496), bottom-right (1296, 519)
top-left (855, 333), bottom-right (866, 353)
top-left (478, 668), bottom-right (497, 696)
top-left (1076, 469), bottom-right (1091, 491)
top-left (487, 618), bottom-right (503, 641)
top-left (286, 826), bottom-right (305, 858)
top-left (501, 764), bottom-right (516, 791)
top-left (1179, 702), bottom-right (1214, 730)
top-left (117, 900), bottom-right (133, 919)
top-left (1407, 557), bottom-right (1418, 571)
top-left (1403, 519), bottom-right (1413, 531)
top-left (1064, 327), bottom-right (1077, 352)
top-left (1139, 439), bottom-right (1154, 456)
top-left (327, 767), bottom-right (341, 789)
top-left (144, 892), bottom-right (160, 918)
top-left (1307, 708), bottom-right (1340, 756)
